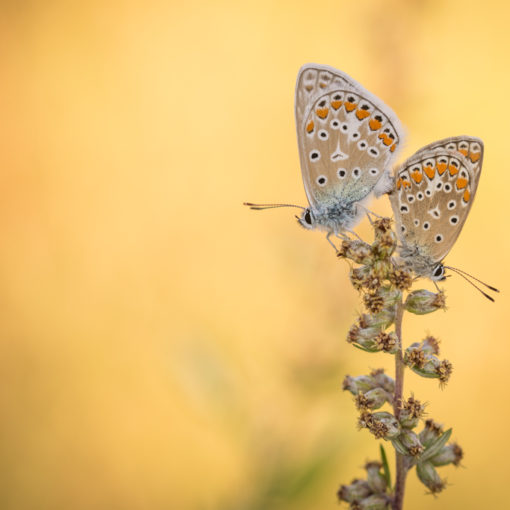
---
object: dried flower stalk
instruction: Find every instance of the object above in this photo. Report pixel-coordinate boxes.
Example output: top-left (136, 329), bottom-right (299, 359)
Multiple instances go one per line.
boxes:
top-left (337, 218), bottom-right (461, 510)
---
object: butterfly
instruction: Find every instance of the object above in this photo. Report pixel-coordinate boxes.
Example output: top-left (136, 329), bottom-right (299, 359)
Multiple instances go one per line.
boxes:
top-left (246, 63), bottom-right (405, 248)
top-left (389, 135), bottom-right (498, 300)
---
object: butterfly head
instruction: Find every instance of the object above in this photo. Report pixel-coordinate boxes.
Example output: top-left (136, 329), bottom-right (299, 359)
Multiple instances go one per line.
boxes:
top-left (431, 263), bottom-right (446, 282)
top-left (297, 208), bottom-right (315, 230)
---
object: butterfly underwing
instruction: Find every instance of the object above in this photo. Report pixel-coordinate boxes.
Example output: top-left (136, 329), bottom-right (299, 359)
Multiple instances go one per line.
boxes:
top-left (294, 64), bottom-right (405, 240)
top-left (389, 135), bottom-right (483, 280)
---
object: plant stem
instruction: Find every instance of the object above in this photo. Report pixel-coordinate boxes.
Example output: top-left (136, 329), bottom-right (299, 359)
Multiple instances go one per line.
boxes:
top-left (392, 298), bottom-right (406, 510)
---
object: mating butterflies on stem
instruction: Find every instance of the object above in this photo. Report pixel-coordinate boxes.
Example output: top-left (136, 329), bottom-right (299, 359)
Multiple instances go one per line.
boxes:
top-left (245, 63), bottom-right (405, 248)
top-left (390, 136), bottom-right (499, 300)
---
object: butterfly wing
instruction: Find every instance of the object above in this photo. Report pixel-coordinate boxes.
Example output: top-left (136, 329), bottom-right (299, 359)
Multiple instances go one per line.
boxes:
top-left (411, 136), bottom-right (484, 195)
top-left (295, 64), bottom-right (405, 211)
top-left (390, 140), bottom-right (483, 263)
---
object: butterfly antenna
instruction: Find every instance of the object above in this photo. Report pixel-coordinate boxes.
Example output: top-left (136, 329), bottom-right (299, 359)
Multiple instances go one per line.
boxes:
top-left (444, 266), bottom-right (500, 293)
top-left (243, 202), bottom-right (305, 211)
top-left (444, 266), bottom-right (496, 302)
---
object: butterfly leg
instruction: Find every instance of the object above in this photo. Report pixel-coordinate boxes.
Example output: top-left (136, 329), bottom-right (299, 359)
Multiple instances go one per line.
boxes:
top-left (344, 228), bottom-right (364, 242)
top-left (325, 232), bottom-right (339, 252)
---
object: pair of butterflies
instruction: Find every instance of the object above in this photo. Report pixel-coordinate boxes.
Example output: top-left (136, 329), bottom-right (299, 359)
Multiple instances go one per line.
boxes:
top-left (246, 63), bottom-right (498, 299)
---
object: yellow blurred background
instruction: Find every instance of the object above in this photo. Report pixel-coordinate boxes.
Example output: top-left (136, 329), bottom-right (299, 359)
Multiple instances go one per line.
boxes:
top-left (0, 1), bottom-right (508, 508)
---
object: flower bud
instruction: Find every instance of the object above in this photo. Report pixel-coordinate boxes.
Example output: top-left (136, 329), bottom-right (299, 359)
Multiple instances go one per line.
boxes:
top-left (343, 375), bottom-right (378, 395)
top-left (355, 494), bottom-right (390, 510)
top-left (398, 429), bottom-right (424, 457)
top-left (364, 461), bottom-right (387, 493)
top-left (363, 293), bottom-right (385, 314)
top-left (419, 420), bottom-right (443, 448)
top-left (370, 369), bottom-right (395, 394)
top-left (407, 336), bottom-right (440, 356)
top-left (363, 309), bottom-right (396, 330)
top-left (388, 267), bottom-right (413, 291)
top-left (360, 411), bottom-right (400, 439)
top-left (416, 462), bottom-right (446, 494)
top-left (405, 289), bottom-right (446, 315)
top-left (338, 239), bottom-right (373, 264)
top-left (377, 285), bottom-right (402, 308)
top-left (355, 388), bottom-right (389, 410)
top-left (372, 218), bottom-right (397, 259)
top-left (430, 443), bottom-right (463, 467)
top-left (398, 396), bottom-right (426, 429)
top-left (404, 348), bottom-right (453, 385)
top-left (350, 265), bottom-right (372, 291)
top-left (374, 332), bottom-right (398, 354)
top-left (337, 478), bottom-right (372, 503)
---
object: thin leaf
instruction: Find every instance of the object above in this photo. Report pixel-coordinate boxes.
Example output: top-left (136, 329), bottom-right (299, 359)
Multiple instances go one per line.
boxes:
top-left (420, 428), bottom-right (452, 463)
top-left (351, 343), bottom-right (379, 353)
top-left (379, 444), bottom-right (391, 489)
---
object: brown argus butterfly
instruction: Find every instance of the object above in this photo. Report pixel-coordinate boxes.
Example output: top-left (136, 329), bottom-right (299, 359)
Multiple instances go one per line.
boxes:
top-left (246, 64), bottom-right (405, 249)
top-left (390, 136), bottom-right (498, 299)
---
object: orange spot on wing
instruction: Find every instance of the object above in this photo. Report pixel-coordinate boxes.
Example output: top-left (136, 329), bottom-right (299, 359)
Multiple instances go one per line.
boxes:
top-left (458, 148), bottom-right (468, 156)
top-left (424, 166), bottom-right (435, 179)
top-left (344, 101), bottom-right (357, 112)
top-left (397, 178), bottom-right (402, 190)
top-left (411, 170), bottom-right (423, 183)
top-left (403, 181), bottom-right (411, 189)
top-left (448, 164), bottom-right (459, 176)
top-left (319, 82), bottom-right (326, 88)
top-left (390, 143), bottom-right (397, 152)
top-left (306, 120), bottom-right (314, 133)
top-left (356, 109), bottom-right (370, 120)
top-left (331, 100), bottom-right (342, 110)
top-left (305, 85), bottom-right (313, 91)
top-left (316, 107), bottom-right (329, 119)
top-left (456, 177), bottom-right (468, 189)
top-left (437, 162), bottom-right (447, 175)
top-left (469, 152), bottom-right (481, 163)
top-left (378, 133), bottom-right (393, 146)
top-left (369, 119), bottom-right (382, 131)
top-left (463, 189), bottom-right (471, 202)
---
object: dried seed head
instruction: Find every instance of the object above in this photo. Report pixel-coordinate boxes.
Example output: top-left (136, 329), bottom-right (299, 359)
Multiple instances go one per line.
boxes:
top-left (343, 375), bottom-right (378, 395)
top-left (422, 336), bottom-right (440, 355)
top-left (377, 285), bottom-right (402, 308)
top-left (405, 346), bottom-right (427, 369)
top-left (355, 388), bottom-right (389, 410)
top-left (399, 396), bottom-right (426, 428)
top-left (389, 268), bottom-right (413, 291)
top-left (347, 324), bottom-right (361, 344)
top-left (419, 420), bottom-right (444, 447)
top-left (399, 429), bottom-right (424, 457)
top-left (350, 266), bottom-right (372, 291)
top-left (337, 478), bottom-right (372, 503)
top-left (364, 412), bottom-right (401, 439)
top-left (430, 443), bottom-right (464, 467)
top-left (374, 217), bottom-right (393, 235)
top-left (438, 360), bottom-right (453, 386)
top-left (405, 289), bottom-right (446, 315)
top-left (416, 462), bottom-right (446, 494)
top-left (370, 369), bottom-right (395, 394)
top-left (364, 461), bottom-right (387, 494)
top-left (338, 239), bottom-right (373, 264)
top-left (363, 293), bottom-right (385, 314)
top-left (354, 494), bottom-right (389, 510)
top-left (375, 332), bottom-right (398, 354)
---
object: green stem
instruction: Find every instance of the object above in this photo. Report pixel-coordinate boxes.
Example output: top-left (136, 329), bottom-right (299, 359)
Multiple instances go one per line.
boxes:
top-left (392, 298), bottom-right (407, 510)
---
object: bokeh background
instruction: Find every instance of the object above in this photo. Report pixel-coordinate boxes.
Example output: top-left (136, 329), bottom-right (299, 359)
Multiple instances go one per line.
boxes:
top-left (1, 1), bottom-right (508, 508)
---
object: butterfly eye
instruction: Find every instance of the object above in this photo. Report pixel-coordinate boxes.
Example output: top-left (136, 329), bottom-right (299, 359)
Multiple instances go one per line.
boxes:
top-left (432, 265), bottom-right (444, 279)
top-left (304, 210), bottom-right (312, 225)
